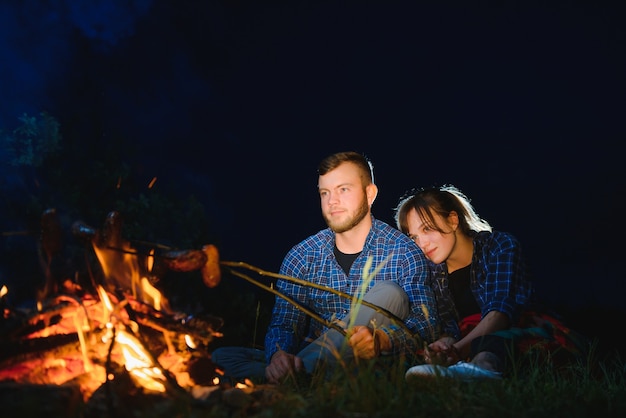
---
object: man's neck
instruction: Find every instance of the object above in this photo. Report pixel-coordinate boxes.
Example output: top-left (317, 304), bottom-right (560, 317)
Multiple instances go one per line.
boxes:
top-left (335, 215), bottom-right (372, 254)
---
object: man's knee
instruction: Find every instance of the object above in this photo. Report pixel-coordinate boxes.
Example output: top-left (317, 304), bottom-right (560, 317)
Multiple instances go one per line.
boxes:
top-left (211, 346), bottom-right (264, 364)
top-left (364, 281), bottom-right (409, 318)
top-left (210, 346), bottom-right (228, 365)
top-left (210, 346), bottom-right (267, 381)
top-left (366, 281), bottom-right (405, 298)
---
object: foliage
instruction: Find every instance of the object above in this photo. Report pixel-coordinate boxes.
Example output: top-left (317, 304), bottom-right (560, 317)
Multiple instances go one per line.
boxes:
top-left (2, 112), bottom-right (62, 167)
top-left (1, 112), bottom-right (215, 244)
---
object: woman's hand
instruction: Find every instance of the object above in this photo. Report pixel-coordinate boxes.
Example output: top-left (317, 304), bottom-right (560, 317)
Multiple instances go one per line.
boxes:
top-left (424, 336), bottom-right (460, 366)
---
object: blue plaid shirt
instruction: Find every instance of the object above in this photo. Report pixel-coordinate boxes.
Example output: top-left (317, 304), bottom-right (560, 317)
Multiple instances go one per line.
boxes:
top-left (432, 230), bottom-right (536, 340)
top-left (264, 216), bottom-right (438, 363)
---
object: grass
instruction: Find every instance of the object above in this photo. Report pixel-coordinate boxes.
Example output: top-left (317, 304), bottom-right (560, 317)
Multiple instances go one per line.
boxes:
top-left (198, 339), bottom-right (626, 418)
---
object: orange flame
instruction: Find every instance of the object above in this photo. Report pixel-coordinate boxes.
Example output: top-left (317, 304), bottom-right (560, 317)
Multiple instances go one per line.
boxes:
top-left (116, 330), bottom-right (167, 392)
top-left (140, 277), bottom-right (162, 311)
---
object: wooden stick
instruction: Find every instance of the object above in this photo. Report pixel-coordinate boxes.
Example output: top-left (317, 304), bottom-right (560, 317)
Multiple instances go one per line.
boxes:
top-left (222, 261), bottom-right (416, 338)
top-left (224, 266), bottom-right (347, 336)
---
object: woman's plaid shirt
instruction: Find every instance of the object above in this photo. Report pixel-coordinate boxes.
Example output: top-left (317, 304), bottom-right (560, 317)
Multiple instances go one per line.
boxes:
top-left (432, 230), bottom-right (536, 340)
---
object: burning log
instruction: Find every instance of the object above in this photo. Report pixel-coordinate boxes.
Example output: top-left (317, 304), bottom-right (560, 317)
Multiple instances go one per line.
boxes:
top-left (125, 297), bottom-right (224, 348)
top-left (2, 294), bottom-right (92, 344)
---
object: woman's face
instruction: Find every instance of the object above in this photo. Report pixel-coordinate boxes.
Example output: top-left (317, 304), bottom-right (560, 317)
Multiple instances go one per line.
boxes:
top-left (405, 207), bottom-right (456, 265)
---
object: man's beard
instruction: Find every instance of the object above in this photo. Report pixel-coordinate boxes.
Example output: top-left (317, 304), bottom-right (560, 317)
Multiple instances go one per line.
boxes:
top-left (324, 198), bottom-right (370, 234)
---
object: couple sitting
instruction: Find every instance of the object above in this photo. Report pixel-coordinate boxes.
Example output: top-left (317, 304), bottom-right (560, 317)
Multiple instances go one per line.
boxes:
top-left (212, 151), bottom-right (586, 384)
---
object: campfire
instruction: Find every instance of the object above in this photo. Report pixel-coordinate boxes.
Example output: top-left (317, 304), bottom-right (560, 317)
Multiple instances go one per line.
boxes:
top-left (0, 209), bottom-right (263, 415)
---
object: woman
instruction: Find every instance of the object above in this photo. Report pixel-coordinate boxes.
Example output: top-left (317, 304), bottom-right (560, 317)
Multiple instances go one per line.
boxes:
top-left (394, 185), bottom-right (586, 382)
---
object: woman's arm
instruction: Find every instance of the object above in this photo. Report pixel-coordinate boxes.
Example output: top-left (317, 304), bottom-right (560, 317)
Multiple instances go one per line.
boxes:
top-left (452, 310), bottom-right (510, 360)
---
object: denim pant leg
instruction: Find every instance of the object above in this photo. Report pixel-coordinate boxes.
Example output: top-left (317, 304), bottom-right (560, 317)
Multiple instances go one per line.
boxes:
top-left (211, 346), bottom-right (267, 381)
top-left (298, 281), bottom-right (409, 374)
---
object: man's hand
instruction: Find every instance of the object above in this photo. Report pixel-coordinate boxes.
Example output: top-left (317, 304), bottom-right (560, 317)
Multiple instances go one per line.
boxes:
top-left (265, 350), bottom-right (304, 384)
top-left (348, 326), bottom-right (386, 359)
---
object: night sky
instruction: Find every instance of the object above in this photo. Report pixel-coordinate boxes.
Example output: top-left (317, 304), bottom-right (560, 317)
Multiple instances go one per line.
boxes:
top-left (1, 1), bottom-right (625, 318)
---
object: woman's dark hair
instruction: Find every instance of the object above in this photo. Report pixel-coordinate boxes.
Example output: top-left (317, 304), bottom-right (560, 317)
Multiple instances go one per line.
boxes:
top-left (394, 185), bottom-right (492, 235)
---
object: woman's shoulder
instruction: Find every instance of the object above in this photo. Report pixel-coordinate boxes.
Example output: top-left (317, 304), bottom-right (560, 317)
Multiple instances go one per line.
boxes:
top-left (474, 230), bottom-right (522, 250)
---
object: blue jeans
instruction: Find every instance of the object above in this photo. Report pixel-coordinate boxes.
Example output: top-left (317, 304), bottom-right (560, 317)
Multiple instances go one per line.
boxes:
top-left (211, 281), bottom-right (409, 381)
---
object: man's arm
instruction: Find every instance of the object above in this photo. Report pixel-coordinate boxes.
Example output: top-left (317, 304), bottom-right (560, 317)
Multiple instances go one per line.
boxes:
top-left (265, 246), bottom-right (310, 363)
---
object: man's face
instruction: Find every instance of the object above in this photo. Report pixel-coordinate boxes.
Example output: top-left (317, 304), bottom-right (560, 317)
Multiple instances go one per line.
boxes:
top-left (318, 162), bottom-right (370, 233)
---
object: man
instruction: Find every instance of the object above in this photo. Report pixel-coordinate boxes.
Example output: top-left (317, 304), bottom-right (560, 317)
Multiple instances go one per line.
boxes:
top-left (212, 151), bottom-right (438, 383)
